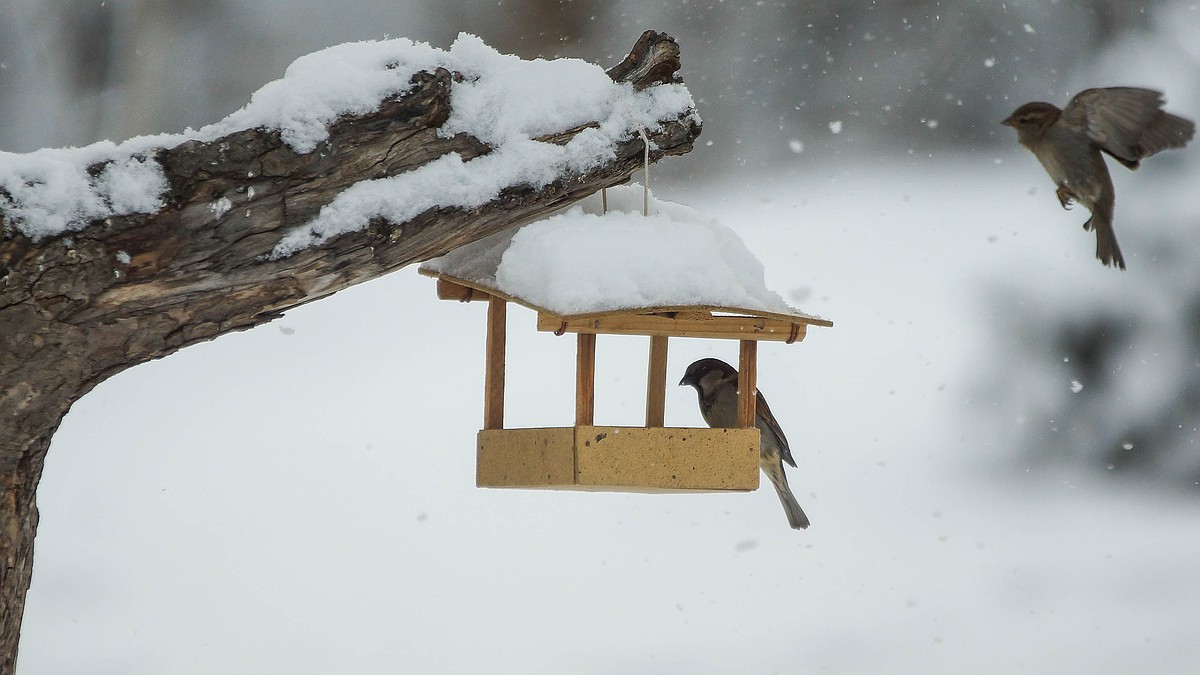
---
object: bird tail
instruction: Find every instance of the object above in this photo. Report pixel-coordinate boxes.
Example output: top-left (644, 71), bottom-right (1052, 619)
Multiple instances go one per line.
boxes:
top-left (763, 461), bottom-right (810, 530)
top-left (1085, 201), bottom-right (1125, 270)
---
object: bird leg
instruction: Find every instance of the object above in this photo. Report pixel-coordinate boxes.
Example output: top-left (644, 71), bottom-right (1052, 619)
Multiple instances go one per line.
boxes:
top-left (1055, 185), bottom-right (1076, 210)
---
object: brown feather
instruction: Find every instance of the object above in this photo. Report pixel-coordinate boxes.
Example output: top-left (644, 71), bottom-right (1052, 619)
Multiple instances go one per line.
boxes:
top-left (753, 391), bottom-right (796, 468)
top-left (1063, 87), bottom-right (1195, 164)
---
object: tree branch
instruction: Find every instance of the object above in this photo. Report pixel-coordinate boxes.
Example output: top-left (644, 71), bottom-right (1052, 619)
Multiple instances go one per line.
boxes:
top-left (0, 30), bottom-right (700, 672)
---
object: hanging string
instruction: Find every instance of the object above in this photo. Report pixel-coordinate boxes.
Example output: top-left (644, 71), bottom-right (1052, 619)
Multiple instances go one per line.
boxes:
top-left (636, 126), bottom-right (651, 216)
top-left (600, 129), bottom-right (649, 217)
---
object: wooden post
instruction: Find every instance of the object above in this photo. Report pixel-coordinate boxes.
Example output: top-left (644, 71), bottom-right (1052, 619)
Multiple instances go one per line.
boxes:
top-left (737, 339), bottom-right (757, 427)
top-left (645, 335), bottom-right (669, 427)
top-left (576, 333), bottom-right (597, 425)
top-left (484, 296), bottom-right (506, 430)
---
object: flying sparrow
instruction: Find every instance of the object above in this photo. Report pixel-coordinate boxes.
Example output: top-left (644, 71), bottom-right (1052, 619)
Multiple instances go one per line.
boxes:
top-left (1002, 87), bottom-right (1194, 269)
top-left (679, 358), bottom-right (809, 530)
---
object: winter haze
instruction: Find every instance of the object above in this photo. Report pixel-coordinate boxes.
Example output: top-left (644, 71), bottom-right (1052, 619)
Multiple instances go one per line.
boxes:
top-left (5, 1), bottom-right (1200, 673)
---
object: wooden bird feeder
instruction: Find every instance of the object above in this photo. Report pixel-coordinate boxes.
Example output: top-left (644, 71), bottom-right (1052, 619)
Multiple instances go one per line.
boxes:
top-left (419, 183), bottom-right (831, 493)
top-left (418, 271), bottom-right (832, 494)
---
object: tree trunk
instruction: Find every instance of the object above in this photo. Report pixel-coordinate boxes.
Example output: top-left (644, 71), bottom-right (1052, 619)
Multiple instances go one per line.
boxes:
top-left (0, 30), bottom-right (699, 671)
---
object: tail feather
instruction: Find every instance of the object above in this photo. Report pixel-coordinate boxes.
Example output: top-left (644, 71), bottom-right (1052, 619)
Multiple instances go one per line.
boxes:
top-left (763, 460), bottom-right (810, 530)
top-left (1086, 202), bottom-right (1125, 270)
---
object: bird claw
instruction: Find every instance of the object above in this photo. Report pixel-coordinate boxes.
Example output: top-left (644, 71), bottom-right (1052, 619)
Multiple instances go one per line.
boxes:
top-left (1055, 185), bottom-right (1075, 210)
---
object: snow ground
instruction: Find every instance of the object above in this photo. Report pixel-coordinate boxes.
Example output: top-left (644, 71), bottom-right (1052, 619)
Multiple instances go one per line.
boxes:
top-left (20, 150), bottom-right (1200, 674)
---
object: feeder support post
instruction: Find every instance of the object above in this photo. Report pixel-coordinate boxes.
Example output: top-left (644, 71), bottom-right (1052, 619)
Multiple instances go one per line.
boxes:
top-left (484, 296), bottom-right (507, 430)
top-left (576, 334), bottom-right (597, 426)
top-left (645, 335), bottom-right (669, 427)
top-left (737, 340), bottom-right (758, 428)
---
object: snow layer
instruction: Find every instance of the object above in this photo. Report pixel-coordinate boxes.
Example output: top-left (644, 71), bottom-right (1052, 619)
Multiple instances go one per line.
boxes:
top-left (21, 6), bottom-right (1200, 675)
top-left (421, 185), bottom-right (814, 318)
top-left (0, 33), bottom-right (695, 246)
top-left (1, 37), bottom-right (447, 240)
top-left (0, 147), bottom-right (167, 239)
top-left (28, 154), bottom-right (1200, 675)
top-left (271, 38), bottom-right (695, 257)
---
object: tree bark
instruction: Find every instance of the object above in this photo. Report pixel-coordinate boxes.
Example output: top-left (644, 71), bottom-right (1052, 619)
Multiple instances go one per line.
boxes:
top-left (0, 30), bottom-right (699, 671)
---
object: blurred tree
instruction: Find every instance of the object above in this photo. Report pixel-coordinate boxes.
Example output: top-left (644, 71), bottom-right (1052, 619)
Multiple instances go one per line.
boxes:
top-left (639, 0), bottom-right (1166, 163)
top-left (478, 0), bottom-right (605, 58)
top-left (0, 0), bottom-right (273, 151)
top-left (83, 0), bottom-right (268, 140)
top-left (62, 1), bottom-right (117, 94)
top-left (1, 0), bottom-right (1179, 163)
top-left (981, 225), bottom-right (1200, 493)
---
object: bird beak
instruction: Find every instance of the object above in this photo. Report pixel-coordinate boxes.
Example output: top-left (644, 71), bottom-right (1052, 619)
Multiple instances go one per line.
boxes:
top-left (678, 374), bottom-right (694, 387)
top-left (1000, 116), bottom-right (1015, 127)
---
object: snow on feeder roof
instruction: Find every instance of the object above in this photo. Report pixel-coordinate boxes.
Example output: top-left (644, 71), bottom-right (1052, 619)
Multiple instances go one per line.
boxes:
top-left (422, 184), bottom-right (832, 494)
top-left (420, 185), bottom-right (831, 341)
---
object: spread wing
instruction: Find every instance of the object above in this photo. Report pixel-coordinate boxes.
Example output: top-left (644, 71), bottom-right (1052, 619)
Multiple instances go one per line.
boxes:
top-left (755, 390), bottom-right (796, 468)
top-left (1062, 87), bottom-right (1195, 168)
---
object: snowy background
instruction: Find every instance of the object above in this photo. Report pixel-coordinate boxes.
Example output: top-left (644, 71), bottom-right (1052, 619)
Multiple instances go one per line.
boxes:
top-left (7, 1), bottom-right (1200, 673)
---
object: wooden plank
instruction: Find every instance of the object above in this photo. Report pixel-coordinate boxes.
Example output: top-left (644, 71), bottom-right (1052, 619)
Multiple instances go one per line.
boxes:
top-left (423, 272), bottom-right (833, 328)
top-left (477, 428), bottom-right (575, 487)
top-left (645, 335), bottom-right (668, 427)
top-left (576, 333), bottom-right (596, 426)
top-left (436, 278), bottom-right (487, 302)
top-left (484, 297), bottom-right (506, 430)
top-left (537, 313), bottom-right (811, 342)
top-left (738, 339), bottom-right (757, 428)
top-left (573, 426), bottom-right (759, 492)
top-left (546, 305), bottom-right (830, 328)
top-left (475, 426), bottom-right (760, 492)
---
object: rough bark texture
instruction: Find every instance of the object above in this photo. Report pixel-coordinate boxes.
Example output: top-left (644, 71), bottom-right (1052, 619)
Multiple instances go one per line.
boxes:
top-left (0, 30), bottom-right (698, 671)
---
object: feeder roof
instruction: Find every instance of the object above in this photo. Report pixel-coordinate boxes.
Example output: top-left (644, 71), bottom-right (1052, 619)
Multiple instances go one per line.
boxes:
top-left (419, 185), bottom-right (832, 328)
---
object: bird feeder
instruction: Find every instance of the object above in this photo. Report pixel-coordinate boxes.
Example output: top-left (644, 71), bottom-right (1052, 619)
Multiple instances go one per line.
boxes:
top-left (418, 185), bottom-right (832, 493)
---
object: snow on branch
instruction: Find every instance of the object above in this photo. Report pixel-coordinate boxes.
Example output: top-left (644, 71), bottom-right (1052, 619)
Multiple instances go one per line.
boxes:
top-left (1, 29), bottom-right (700, 376)
top-left (272, 35), bottom-right (696, 257)
top-left (0, 32), bottom-right (698, 252)
top-left (0, 31), bottom-right (700, 666)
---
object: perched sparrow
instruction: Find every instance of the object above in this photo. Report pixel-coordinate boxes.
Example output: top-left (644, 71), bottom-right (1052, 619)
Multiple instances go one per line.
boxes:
top-left (679, 358), bottom-right (809, 530)
top-left (1002, 87), bottom-right (1194, 269)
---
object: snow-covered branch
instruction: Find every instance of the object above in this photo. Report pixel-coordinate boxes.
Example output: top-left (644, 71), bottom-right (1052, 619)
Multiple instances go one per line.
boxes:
top-left (0, 30), bottom-right (700, 672)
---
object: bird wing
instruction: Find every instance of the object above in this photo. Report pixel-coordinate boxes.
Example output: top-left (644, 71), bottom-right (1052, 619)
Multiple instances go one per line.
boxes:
top-left (755, 390), bottom-right (797, 468)
top-left (1062, 88), bottom-right (1195, 166)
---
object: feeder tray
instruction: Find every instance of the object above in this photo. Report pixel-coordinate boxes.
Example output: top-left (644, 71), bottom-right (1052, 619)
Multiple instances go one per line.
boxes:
top-left (420, 272), bottom-right (832, 494)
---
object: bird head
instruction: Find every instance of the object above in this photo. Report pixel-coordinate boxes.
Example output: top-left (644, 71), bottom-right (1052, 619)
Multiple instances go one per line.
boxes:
top-left (1001, 101), bottom-right (1061, 140)
top-left (679, 358), bottom-right (737, 394)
